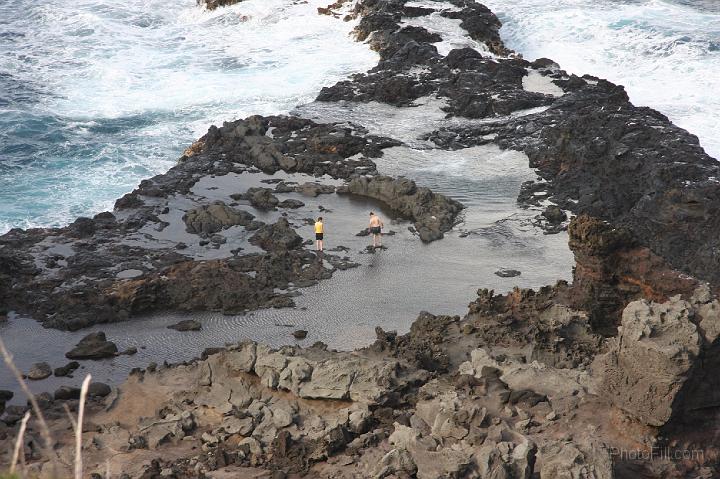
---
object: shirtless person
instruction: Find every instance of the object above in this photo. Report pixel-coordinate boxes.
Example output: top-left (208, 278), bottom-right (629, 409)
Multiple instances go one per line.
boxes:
top-left (314, 217), bottom-right (324, 252)
top-left (368, 212), bottom-right (384, 248)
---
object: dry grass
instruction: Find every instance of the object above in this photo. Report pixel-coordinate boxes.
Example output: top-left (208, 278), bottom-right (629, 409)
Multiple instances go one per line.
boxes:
top-left (1, 334), bottom-right (93, 479)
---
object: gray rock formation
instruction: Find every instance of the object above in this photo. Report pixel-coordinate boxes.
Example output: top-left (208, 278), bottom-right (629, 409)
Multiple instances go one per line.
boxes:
top-left (339, 175), bottom-right (463, 242)
top-left (183, 201), bottom-right (254, 236)
top-left (66, 332), bottom-right (118, 360)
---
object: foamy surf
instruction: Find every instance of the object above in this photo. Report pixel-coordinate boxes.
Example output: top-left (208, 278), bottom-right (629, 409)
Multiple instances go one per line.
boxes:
top-left (0, 0), bottom-right (377, 233)
top-left (483, 0), bottom-right (720, 159)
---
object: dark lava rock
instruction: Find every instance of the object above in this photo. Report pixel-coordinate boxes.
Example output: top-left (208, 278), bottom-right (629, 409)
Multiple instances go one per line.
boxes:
top-left (235, 187), bottom-right (280, 210)
top-left (292, 330), bottom-right (308, 340)
top-left (542, 205), bottom-right (567, 224)
top-left (0, 390), bottom-right (13, 402)
top-left (183, 201), bottom-right (254, 236)
top-left (198, 0), bottom-right (244, 10)
top-left (121, 347), bottom-right (138, 355)
top-left (296, 182), bottom-right (335, 197)
top-left (87, 382), bottom-right (112, 397)
top-left (340, 176), bottom-right (463, 242)
top-left (54, 386), bottom-right (81, 401)
top-left (279, 199), bottom-right (305, 209)
top-left (2, 405), bottom-right (28, 426)
top-left (249, 218), bottom-right (303, 252)
top-left (31, 392), bottom-right (53, 409)
top-left (495, 269), bottom-right (521, 278)
top-left (54, 361), bottom-right (81, 377)
top-left (26, 362), bottom-right (52, 380)
top-left (66, 332), bottom-right (118, 360)
top-left (167, 319), bottom-right (202, 332)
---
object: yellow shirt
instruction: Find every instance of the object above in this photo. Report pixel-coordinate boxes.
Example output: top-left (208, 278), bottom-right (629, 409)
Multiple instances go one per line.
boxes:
top-left (314, 221), bottom-right (324, 234)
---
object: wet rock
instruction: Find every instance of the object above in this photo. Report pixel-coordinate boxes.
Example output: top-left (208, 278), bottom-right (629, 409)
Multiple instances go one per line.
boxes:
top-left (167, 319), bottom-right (202, 332)
top-left (66, 332), bottom-right (118, 360)
top-left (495, 269), bottom-right (521, 278)
top-left (340, 175), bottom-right (463, 242)
top-left (2, 405), bottom-right (28, 426)
top-left (292, 330), bottom-right (308, 340)
top-left (31, 392), bottom-right (53, 409)
top-left (278, 199), bottom-right (305, 209)
top-left (87, 382), bottom-right (112, 398)
top-left (54, 386), bottom-right (81, 401)
top-left (54, 361), bottom-right (80, 377)
top-left (249, 218), bottom-right (302, 252)
top-left (198, 0), bottom-right (245, 10)
top-left (236, 187), bottom-right (280, 210)
top-left (26, 362), bottom-right (52, 380)
top-left (542, 205), bottom-right (567, 224)
top-left (0, 390), bottom-right (13, 402)
top-left (296, 182), bottom-right (335, 197)
top-left (121, 347), bottom-right (138, 355)
top-left (183, 201), bottom-right (254, 236)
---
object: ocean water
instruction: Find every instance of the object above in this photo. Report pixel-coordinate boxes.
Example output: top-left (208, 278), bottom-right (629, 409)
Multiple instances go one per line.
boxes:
top-left (0, 0), bottom-right (377, 233)
top-left (483, 0), bottom-right (720, 159)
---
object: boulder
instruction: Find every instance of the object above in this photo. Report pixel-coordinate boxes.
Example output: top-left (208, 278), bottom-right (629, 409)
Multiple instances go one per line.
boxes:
top-left (66, 332), bottom-right (118, 360)
top-left (594, 296), bottom-right (700, 426)
top-left (540, 440), bottom-right (613, 479)
top-left (27, 362), bottom-right (52, 380)
top-left (198, 0), bottom-right (246, 11)
top-left (167, 319), bottom-right (202, 332)
top-left (236, 187), bottom-right (280, 210)
top-left (54, 386), bottom-right (81, 401)
top-left (54, 361), bottom-right (80, 377)
top-left (292, 330), bottom-right (308, 339)
top-left (296, 182), bottom-right (335, 197)
top-left (340, 175), bottom-right (463, 242)
top-left (249, 218), bottom-right (303, 252)
top-left (183, 201), bottom-right (254, 236)
top-left (495, 269), bottom-right (521, 278)
top-left (542, 205), bottom-right (567, 224)
top-left (88, 382), bottom-right (112, 397)
top-left (278, 199), bottom-right (305, 209)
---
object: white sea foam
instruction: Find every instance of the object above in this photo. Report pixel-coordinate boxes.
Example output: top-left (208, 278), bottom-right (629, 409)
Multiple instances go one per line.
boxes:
top-left (483, 0), bottom-right (720, 159)
top-left (0, 0), bottom-right (377, 232)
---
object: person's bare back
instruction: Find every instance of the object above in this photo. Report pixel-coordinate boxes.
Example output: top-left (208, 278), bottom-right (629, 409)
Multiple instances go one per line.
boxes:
top-left (368, 212), bottom-right (383, 247)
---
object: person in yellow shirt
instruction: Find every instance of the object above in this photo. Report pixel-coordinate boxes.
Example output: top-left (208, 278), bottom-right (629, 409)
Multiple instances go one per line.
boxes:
top-left (314, 216), bottom-right (324, 252)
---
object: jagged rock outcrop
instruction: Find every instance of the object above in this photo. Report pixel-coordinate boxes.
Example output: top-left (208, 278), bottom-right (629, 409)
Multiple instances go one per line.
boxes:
top-left (197, 0), bottom-right (244, 11)
top-left (339, 176), bottom-right (464, 242)
top-left (183, 201), bottom-right (255, 236)
top-left (66, 332), bottom-right (118, 360)
top-left (595, 288), bottom-right (720, 429)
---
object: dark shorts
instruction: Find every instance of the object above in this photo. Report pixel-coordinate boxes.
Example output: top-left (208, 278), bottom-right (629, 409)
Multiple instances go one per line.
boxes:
top-left (316, 233), bottom-right (324, 240)
top-left (370, 226), bottom-right (381, 235)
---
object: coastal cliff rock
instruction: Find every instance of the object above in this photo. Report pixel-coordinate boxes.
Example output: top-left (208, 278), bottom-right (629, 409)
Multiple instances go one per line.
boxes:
top-left (2, 0), bottom-right (720, 476)
top-left (0, 114), bottom-right (461, 329)
top-left (338, 175), bottom-right (464, 242)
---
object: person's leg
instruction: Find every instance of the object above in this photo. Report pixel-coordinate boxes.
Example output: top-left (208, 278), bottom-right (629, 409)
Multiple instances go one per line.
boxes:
top-left (319, 239), bottom-right (323, 251)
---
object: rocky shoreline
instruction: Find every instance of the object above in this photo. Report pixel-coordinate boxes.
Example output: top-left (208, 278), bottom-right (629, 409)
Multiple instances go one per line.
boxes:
top-left (2, 0), bottom-right (720, 477)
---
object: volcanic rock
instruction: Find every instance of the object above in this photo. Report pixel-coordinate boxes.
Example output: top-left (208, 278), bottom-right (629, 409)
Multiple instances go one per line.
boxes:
top-left (66, 332), bottom-right (118, 360)
top-left (183, 202), bottom-right (254, 236)
top-left (249, 218), bottom-right (303, 252)
top-left (26, 362), bottom-right (52, 380)
top-left (167, 319), bottom-right (202, 332)
top-left (54, 361), bottom-right (80, 377)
